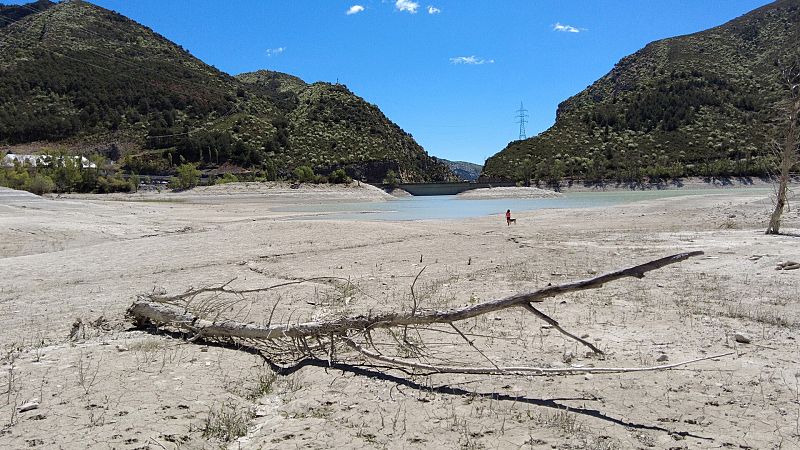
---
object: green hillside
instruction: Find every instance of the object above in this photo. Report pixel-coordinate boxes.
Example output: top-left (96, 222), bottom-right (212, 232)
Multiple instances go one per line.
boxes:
top-left (0, 1), bottom-right (452, 183)
top-left (0, 0), bottom-right (53, 26)
top-left (237, 71), bottom-right (455, 182)
top-left (483, 0), bottom-right (800, 182)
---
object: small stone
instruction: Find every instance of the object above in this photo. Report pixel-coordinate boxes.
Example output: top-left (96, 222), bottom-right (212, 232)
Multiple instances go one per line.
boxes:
top-left (584, 374), bottom-right (593, 381)
top-left (657, 354), bottom-right (669, 362)
top-left (587, 269), bottom-right (597, 275)
top-left (784, 262), bottom-right (800, 271)
top-left (734, 333), bottom-right (751, 344)
top-left (581, 334), bottom-right (590, 339)
top-left (17, 399), bottom-right (39, 413)
top-left (115, 345), bottom-right (128, 352)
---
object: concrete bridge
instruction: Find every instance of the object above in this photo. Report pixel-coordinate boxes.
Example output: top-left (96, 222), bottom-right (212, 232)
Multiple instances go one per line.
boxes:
top-left (381, 181), bottom-right (516, 196)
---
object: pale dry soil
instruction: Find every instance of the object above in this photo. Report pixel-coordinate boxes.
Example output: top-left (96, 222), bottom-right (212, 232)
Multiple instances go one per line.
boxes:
top-left (1, 183), bottom-right (799, 449)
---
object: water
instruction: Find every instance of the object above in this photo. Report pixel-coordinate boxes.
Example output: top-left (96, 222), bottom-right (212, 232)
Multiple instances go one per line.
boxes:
top-left (276, 188), bottom-right (770, 221)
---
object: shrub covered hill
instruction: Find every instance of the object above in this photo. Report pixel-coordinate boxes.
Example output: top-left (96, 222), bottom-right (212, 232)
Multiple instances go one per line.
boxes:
top-left (235, 70), bottom-right (454, 182)
top-left (0, 1), bottom-right (454, 183)
top-left (438, 159), bottom-right (483, 181)
top-left (483, 0), bottom-right (800, 183)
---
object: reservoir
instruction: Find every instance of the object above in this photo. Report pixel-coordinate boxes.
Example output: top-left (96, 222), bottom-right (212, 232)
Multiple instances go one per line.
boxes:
top-left (277, 188), bottom-right (771, 221)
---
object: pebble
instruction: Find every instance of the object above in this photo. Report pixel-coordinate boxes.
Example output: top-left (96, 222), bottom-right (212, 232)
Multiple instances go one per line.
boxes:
top-left (17, 399), bottom-right (39, 413)
top-left (777, 261), bottom-right (800, 271)
top-left (584, 374), bottom-right (593, 381)
top-left (734, 333), bottom-right (751, 344)
top-left (115, 345), bottom-right (128, 352)
top-left (657, 354), bottom-right (669, 362)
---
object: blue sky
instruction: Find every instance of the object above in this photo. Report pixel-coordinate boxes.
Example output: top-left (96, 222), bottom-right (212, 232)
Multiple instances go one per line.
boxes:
top-left (12, 0), bottom-right (775, 164)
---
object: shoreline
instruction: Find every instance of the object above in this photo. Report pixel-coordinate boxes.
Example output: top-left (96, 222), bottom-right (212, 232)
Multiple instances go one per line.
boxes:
top-left (538, 176), bottom-right (791, 192)
top-left (41, 176), bottom-right (790, 205)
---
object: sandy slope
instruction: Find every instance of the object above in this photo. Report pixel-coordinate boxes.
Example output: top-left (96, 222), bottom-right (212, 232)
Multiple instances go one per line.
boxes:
top-left (456, 186), bottom-right (562, 199)
top-left (1, 183), bottom-right (799, 449)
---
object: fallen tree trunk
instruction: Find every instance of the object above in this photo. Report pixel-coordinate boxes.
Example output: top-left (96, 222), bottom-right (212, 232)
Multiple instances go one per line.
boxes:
top-left (129, 251), bottom-right (703, 349)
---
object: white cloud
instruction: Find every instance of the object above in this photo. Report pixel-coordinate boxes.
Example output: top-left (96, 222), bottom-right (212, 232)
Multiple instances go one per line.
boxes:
top-left (395, 0), bottom-right (419, 14)
top-left (346, 5), bottom-right (365, 15)
top-left (450, 55), bottom-right (494, 65)
top-left (266, 47), bottom-right (286, 57)
top-left (427, 6), bottom-right (441, 14)
top-left (553, 22), bottom-right (581, 33)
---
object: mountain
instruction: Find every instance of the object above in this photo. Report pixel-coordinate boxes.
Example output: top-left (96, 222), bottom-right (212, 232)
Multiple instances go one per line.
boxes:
top-left (483, 0), bottom-right (800, 182)
top-left (236, 70), bottom-right (455, 182)
top-left (0, 1), bottom-right (453, 183)
top-left (440, 159), bottom-right (483, 181)
top-left (0, 0), bottom-right (52, 26)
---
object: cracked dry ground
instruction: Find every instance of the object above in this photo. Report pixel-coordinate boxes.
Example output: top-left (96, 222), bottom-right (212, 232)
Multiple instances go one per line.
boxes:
top-left (1, 188), bottom-right (799, 449)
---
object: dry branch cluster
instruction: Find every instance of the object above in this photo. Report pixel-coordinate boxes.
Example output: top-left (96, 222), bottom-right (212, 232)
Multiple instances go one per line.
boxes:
top-left (128, 251), bottom-right (731, 376)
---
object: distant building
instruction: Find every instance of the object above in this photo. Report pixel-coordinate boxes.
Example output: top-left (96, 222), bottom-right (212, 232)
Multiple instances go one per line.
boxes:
top-left (1, 153), bottom-right (96, 169)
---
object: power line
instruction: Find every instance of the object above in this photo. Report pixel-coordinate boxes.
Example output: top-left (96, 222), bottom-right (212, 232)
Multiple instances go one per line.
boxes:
top-left (515, 102), bottom-right (529, 140)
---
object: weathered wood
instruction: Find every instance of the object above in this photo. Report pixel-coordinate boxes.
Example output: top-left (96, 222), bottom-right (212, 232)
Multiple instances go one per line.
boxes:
top-left (128, 251), bottom-right (703, 341)
top-left (343, 338), bottom-right (734, 376)
top-left (767, 57), bottom-right (800, 235)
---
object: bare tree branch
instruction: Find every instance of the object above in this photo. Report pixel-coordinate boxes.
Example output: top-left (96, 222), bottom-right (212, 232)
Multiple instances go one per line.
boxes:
top-left (343, 338), bottom-right (733, 376)
top-left (129, 251), bottom-right (703, 341)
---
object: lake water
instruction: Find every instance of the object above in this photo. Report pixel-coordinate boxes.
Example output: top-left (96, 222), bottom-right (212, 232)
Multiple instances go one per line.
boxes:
top-left (277, 188), bottom-right (771, 221)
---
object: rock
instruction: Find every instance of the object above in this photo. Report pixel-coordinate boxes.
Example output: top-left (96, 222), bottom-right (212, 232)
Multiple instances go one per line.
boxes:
top-left (734, 333), bottom-right (751, 344)
top-left (17, 399), bottom-right (39, 413)
top-left (777, 261), bottom-right (800, 270)
top-left (115, 345), bottom-right (128, 352)
top-left (657, 354), bottom-right (669, 362)
top-left (584, 374), bottom-right (593, 381)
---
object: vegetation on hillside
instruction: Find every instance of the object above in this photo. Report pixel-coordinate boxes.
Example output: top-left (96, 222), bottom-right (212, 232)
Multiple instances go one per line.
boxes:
top-left (0, 1), bottom-right (453, 185)
top-left (237, 71), bottom-right (455, 183)
top-left (483, 0), bottom-right (800, 183)
top-left (0, 150), bottom-right (138, 194)
top-left (440, 159), bottom-right (483, 181)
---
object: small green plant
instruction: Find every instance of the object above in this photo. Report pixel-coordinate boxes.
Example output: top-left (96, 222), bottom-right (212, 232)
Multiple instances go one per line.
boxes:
top-left (26, 174), bottom-right (55, 195)
top-left (383, 169), bottom-right (399, 187)
top-left (170, 163), bottom-right (201, 190)
top-left (246, 368), bottom-right (277, 400)
top-left (215, 173), bottom-right (239, 184)
top-left (292, 165), bottom-right (315, 183)
top-left (328, 168), bottom-right (351, 184)
top-left (202, 401), bottom-right (253, 442)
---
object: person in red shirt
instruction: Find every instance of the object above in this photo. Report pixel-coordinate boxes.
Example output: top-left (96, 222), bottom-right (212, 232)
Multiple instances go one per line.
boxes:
top-left (506, 209), bottom-right (516, 225)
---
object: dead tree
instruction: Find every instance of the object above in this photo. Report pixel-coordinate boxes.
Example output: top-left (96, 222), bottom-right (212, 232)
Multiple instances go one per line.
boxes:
top-left (128, 251), bottom-right (732, 376)
top-left (767, 56), bottom-right (800, 235)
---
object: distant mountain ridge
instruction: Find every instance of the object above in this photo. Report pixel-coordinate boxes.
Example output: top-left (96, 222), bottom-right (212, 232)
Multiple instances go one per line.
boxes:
top-left (0, 1), bottom-right (454, 183)
top-left (440, 159), bottom-right (483, 181)
top-left (483, 0), bottom-right (800, 182)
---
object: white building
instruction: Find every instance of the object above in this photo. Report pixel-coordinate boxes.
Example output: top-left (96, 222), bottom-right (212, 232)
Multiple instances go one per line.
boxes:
top-left (1, 153), bottom-right (96, 169)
